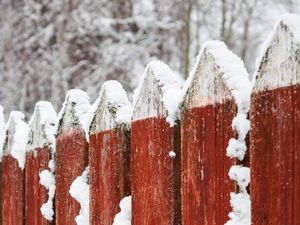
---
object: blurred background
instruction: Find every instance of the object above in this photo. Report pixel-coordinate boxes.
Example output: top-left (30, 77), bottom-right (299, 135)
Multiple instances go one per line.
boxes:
top-left (0, 0), bottom-right (299, 117)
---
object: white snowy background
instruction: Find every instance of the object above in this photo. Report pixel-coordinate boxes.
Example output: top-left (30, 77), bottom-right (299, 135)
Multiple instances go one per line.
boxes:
top-left (0, 0), bottom-right (299, 117)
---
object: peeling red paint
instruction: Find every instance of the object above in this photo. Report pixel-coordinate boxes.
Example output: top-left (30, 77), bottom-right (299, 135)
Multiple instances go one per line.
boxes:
top-left (89, 126), bottom-right (131, 225)
top-left (131, 117), bottom-right (181, 225)
top-left (25, 147), bottom-right (53, 225)
top-left (55, 128), bottom-right (89, 225)
top-left (250, 85), bottom-right (300, 224)
top-left (181, 100), bottom-right (236, 225)
top-left (2, 155), bottom-right (24, 225)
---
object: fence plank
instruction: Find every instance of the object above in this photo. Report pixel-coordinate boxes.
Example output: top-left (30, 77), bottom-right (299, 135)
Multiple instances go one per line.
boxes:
top-left (0, 105), bottom-right (4, 225)
top-left (181, 41), bottom-right (251, 225)
top-left (55, 90), bottom-right (90, 225)
top-left (25, 102), bottom-right (56, 225)
top-left (251, 15), bottom-right (300, 225)
top-left (89, 81), bottom-right (132, 225)
top-left (131, 61), bottom-right (182, 225)
top-left (2, 111), bottom-right (29, 225)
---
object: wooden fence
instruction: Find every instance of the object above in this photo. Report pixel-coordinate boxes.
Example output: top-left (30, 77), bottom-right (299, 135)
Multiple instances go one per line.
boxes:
top-left (0, 15), bottom-right (299, 225)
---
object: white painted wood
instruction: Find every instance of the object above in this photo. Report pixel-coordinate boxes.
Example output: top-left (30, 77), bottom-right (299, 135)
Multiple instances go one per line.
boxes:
top-left (90, 80), bottom-right (132, 133)
top-left (27, 101), bottom-right (57, 152)
top-left (132, 61), bottom-right (182, 124)
top-left (254, 15), bottom-right (300, 92)
top-left (56, 89), bottom-right (91, 135)
top-left (183, 41), bottom-right (250, 111)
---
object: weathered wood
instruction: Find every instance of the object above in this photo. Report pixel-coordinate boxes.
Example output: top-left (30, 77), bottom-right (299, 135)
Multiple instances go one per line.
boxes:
top-left (181, 41), bottom-right (250, 225)
top-left (2, 111), bottom-right (29, 225)
top-left (25, 101), bottom-right (56, 225)
top-left (25, 148), bottom-right (52, 225)
top-left (55, 90), bottom-right (90, 225)
top-left (0, 105), bottom-right (4, 225)
top-left (89, 81), bottom-right (132, 225)
top-left (131, 61), bottom-right (182, 225)
top-left (2, 155), bottom-right (24, 225)
top-left (251, 15), bottom-right (300, 225)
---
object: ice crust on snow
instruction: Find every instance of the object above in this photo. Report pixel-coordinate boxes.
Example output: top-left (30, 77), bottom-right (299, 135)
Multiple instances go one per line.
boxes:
top-left (3, 111), bottom-right (29, 169)
top-left (0, 105), bottom-right (5, 161)
top-left (56, 89), bottom-right (91, 141)
top-left (254, 13), bottom-right (300, 90)
top-left (40, 169), bottom-right (56, 221)
top-left (133, 61), bottom-right (183, 126)
top-left (27, 101), bottom-right (57, 152)
top-left (113, 196), bottom-right (132, 225)
top-left (69, 167), bottom-right (90, 225)
top-left (89, 80), bottom-right (133, 134)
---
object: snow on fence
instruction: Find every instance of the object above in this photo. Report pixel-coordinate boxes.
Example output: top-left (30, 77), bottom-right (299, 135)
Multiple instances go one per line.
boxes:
top-left (55, 90), bottom-right (90, 225)
top-left (2, 111), bottom-right (29, 225)
top-left (250, 14), bottom-right (300, 224)
top-left (89, 81), bottom-right (131, 225)
top-left (25, 102), bottom-right (56, 225)
top-left (0, 14), bottom-right (299, 225)
top-left (131, 61), bottom-right (183, 225)
top-left (180, 41), bottom-right (251, 225)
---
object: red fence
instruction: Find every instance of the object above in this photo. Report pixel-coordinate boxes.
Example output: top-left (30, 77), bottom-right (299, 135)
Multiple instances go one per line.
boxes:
top-left (181, 43), bottom-right (239, 225)
top-left (89, 81), bottom-right (131, 225)
top-left (25, 101), bottom-right (56, 225)
top-left (250, 16), bottom-right (300, 224)
top-left (0, 15), bottom-right (299, 225)
top-left (2, 112), bottom-right (29, 225)
top-left (131, 61), bottom-right (182, 225)
top-left (55, 90), bottom-right (90, 225)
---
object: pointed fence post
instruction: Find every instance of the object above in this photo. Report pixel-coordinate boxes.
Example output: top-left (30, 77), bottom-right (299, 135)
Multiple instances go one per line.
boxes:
top-left (25, 102), bottom-right (56, 225)
top-left (2, 111), bottom-right (29, 225)
top-left (250, 15), bottom-right (300, 225)
top-left (0, 105), bottom-right (5, 225)
top-left (181, 41), bottom-right (251, 225)
top-left (55, 89), bottom-right (90, 225)
top-left (131, 61), bottom-right (182, 225)
top-left (89, 81), bottom-right (132, 225)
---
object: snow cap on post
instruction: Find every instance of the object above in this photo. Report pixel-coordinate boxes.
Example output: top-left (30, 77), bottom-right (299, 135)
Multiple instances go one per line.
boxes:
top-left (132, 60), bottom-right (183, 126)
top-left (254, 13), bottom-right (300, 91)
top-left (3, 111), bottom-right (29, 169)
top-left (56, 89), bottom-right (91, 137)
top-left (89, 80), bottom-right (132, 134)
top-left (0, 105), bottom-right (5, 160)
top-left (27, 101), bottom-right (57, 152)
top-left (182, 40), bottom-right (251, 113)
